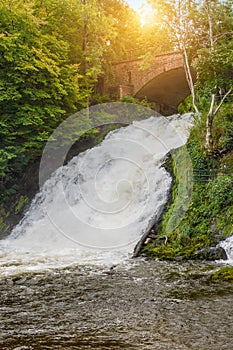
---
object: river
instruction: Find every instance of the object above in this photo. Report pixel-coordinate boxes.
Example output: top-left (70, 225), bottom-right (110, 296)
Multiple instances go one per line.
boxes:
top-left (1, 259), bottom-right (233, 349)
top-left (0, 111), bottom-right (232, 349)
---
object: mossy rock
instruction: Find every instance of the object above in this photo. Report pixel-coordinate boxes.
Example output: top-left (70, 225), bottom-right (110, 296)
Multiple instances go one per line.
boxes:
top-left (193, 247), bottom-right (227, 260)
top-left (212, 267), bottom-right (233, 282)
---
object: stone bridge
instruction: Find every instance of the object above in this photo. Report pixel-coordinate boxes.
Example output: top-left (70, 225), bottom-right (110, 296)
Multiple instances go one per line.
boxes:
top-left (107, 52), bottom-right (193, 116)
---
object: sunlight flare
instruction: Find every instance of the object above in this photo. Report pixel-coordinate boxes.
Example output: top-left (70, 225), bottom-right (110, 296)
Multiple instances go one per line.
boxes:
top-left (138, 4), bottom-right (157, 27)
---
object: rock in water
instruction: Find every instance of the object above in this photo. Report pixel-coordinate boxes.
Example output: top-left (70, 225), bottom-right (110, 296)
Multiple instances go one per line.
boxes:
top-left (194, 247), bottom-right (228, 261)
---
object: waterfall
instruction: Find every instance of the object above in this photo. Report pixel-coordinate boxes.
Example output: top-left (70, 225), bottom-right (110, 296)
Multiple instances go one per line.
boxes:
top-left (220, 237), bottom-right (233, 264)
top-left (0, 113), bottom-right (193, 269)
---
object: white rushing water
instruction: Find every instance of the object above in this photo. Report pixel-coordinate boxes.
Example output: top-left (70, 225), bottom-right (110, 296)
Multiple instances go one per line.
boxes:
top-left (220, 237), bottom-right (233, 264)
top-left (0, 114), bottom-right (193, 274)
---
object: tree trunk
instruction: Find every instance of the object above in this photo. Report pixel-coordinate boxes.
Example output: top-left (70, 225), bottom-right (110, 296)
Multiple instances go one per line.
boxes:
top-left (205, 0), bottom-right (214, 50)
top-left (205, 89), bottom-right (232, 151)
top-left (82, 0), bottom-right (88, 75)
top-left (205, 93), bottom-right (215, 151)
top-left (205, 113), bottom-right (214, 151)
top-left (183, 47), bottom-right (200, 116)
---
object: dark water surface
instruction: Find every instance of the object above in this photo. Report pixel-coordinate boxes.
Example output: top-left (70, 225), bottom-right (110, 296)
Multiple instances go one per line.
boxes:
top-left (0, 259), bottom-right (233, 349)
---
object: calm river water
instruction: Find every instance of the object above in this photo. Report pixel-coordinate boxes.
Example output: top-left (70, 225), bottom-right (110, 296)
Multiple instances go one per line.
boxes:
top-left (1, 259), bottom-right (233, 350)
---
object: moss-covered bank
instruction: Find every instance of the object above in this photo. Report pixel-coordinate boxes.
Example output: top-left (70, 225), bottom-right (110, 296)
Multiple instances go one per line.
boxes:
top-left (211, 267), bottom-right (233, 282)
top-left (143, 104), bottom-right (233, 263)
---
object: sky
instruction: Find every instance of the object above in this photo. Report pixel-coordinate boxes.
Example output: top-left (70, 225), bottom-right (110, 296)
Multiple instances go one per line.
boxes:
top-left (126, 0), bottom-right (147, 11)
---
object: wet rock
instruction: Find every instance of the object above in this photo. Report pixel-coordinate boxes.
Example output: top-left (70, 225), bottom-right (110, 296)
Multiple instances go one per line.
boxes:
top-left (194, 247), bottom-right (228, 261)
top-left (173, 256), bottom-right (183, 262)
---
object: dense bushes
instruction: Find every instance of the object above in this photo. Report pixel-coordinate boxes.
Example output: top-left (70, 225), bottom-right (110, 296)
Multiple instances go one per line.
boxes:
top-left (0, 1), bottom-right (82, 198)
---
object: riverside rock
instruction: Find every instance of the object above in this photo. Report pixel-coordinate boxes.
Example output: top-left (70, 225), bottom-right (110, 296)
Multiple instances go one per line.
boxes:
top-left (194, 247), bottom-right (228, 261)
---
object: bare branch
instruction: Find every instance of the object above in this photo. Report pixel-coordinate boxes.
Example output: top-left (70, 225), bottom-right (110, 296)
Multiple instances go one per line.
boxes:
top-left (213, 32), bottom-right (233, 44)
top-left (214, 88), bottom-right (232, 116)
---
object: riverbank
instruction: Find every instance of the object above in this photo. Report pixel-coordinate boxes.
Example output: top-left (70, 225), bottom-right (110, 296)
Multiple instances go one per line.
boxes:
top-left (142, 106), bottom-right (233, 278)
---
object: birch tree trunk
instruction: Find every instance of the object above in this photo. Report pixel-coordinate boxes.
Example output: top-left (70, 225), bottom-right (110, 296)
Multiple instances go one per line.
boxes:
top-left (204, 0), bottom-right (215, 151)
top-left (183, 46), bottom-right (200, 116)
top-left (205, 94), bottom-right (215, 150)
top-left (82, 0), bottom-right (88, 75)
top-left (205, 89), bottom-right (232, 151)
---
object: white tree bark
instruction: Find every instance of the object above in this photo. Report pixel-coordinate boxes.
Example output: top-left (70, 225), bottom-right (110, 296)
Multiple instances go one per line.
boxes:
top-left (205, 94), bottom-right (215, 150)
top-left (205, 0), bottom-right (214, 50)
top-left (205, 89), bottom-right (232, 151)
top-left (183, 46), bottom-right (200, 116)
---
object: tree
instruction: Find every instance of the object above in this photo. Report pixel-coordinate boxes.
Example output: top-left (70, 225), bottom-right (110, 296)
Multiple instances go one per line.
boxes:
top-left (0, 0), bottom-right (143, 194)
top-left (0, 0), bottom-right (81, 187)
top-left (99, 0), bottom-right (141, 61)
top-left (195, 0), bottom-right (233, 150)
top-left (136, 4), bottom-right (172, 68)
top-left (34, 0), bottom-right (115, 88)
top-left (148, 0), bottom-right (233, 151)
top-left (148, 0), bottom-right (201, 114)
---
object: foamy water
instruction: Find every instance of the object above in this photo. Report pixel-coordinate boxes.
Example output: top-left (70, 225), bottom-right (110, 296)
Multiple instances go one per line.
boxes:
top-left (220, 236), bottom-right (233, 265)
top-left (0, 114), bottom-right (194, 275)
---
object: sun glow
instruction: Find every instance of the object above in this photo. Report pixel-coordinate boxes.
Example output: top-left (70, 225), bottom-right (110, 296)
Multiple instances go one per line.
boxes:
top-left (138, 4), bottom-right (156, 27)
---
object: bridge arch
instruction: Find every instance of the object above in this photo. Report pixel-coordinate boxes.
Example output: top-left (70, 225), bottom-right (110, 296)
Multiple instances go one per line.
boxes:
top-left (108, 52), bottom-right (194, 116)
top-left (134, 66), bottom-right (191, 115)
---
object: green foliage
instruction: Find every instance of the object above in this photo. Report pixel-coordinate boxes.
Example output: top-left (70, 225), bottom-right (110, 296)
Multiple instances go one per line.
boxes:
top-left (149, 0), bottom-right (232, 155)
top-left (178, 96), bottom-right (195, 114)
top-left (14, 196), bottom-right (29, 214)
top-left (187, 127), bottom-right (218, 169)
top-left (90, 93), bottom-right (116, 105)
top-left (144, 110), bottom-right (233, 260)
top-left (120, 96), bottom-right (152, 109)
top-left (0, 0), bottom-right (143, 204)
top-left (192, 1), bottom-right (233, 117)
top-left (195, 42), bottom-right (233, 99)
top-left (0, 0), bottom-right (147, 201)
top-left (1, 184), bottom-right (19, 205)
top-left (208, 176), bottom-right (233, 211)
top-left (99, 0), bottom-right (142, 61)
top-left (214, 103), bottom-right (233, 151)
top-left (0, 0), bottom-right (84, 193)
